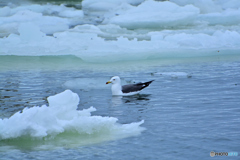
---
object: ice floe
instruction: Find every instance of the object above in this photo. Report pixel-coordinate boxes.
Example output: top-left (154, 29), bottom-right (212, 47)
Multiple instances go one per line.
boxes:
top-left (0, 90), bottom-right (144, 141)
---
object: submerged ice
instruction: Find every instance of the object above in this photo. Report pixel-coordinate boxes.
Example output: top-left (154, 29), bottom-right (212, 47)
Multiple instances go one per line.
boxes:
top-left (0, 0), bottom-right (240, 62)
top-left (0, 90), bottom-right (144, 141)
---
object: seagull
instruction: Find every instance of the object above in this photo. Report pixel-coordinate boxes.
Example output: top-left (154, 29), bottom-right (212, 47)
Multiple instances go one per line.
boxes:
top-left (106, 76), bottom-right (154, 96)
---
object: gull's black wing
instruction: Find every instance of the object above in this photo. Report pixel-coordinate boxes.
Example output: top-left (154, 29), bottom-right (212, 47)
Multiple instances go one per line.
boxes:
top-left (122, 80), bottom-right (154, 93)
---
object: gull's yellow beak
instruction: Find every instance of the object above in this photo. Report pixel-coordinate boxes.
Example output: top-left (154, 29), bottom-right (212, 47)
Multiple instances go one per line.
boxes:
top-left (106, 81), bottom-right (111, 84)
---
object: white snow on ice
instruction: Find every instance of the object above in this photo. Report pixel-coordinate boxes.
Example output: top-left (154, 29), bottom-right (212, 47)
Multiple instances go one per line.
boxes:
top-left (0, 0), bottom-right (240, 62)
top-left (0, 90), bottom-right (144, 141)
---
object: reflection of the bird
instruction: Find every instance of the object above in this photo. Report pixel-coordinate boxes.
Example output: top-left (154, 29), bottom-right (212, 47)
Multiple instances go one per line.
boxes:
top-left (111, 94), bottom-right (151, 107)
top-left (111, 96), bottom-right (123, 107)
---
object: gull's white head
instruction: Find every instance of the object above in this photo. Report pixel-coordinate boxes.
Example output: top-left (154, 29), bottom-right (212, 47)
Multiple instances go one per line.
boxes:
top-left (106, 76), bottom-right (123, 95)
top-left (106, 76), bottom-right (121, 85)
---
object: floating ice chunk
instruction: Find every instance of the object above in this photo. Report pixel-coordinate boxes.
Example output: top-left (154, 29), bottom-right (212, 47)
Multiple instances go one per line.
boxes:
top-left (82, 0), bottom-right (144, 23)
top-left (70, 24), bottom-right (103, 35)
top-left (171, 0), bottom-right (240, 25)
top-left (58, 9), bottom-right (84, 18)
top-left (0, 6), bottom-right (11, 17)
top-left (47, 89), bottom-right (79, 109)
top-left (18, 23), bottom-right (45, 41)
top-left (172, 0), bottom-right (240, 12)
top-left (199, 8), bottom-right (240, 26)
top-left (217, 0), bottom-right (240, 10)
top-left (1, 24), bottom-right (240, 62)
top-left (103, 0), bottom-right (200, 29)
top-left (0, 10), bottom-right (40, 37)
top-left (171, 0), bottom-right (222, 13)
top-left (85, 2), bottom-right (118, 12)
top-left (3, 3), bottom-right (80, 17)
top-left (1, 0), bottom-right (240, 61)
top-left (150, 30), bottom-right (240, 49)
top-left (82, 0), bottom-right (144, 12)
top-left (0, 90), bottom-right (145, 142)
top-left (0, 23), bottom-right (19, 37)
top-left (0, 5), bottom-right (71, 36)
top-left (72, 24), bottom-right (146, 41)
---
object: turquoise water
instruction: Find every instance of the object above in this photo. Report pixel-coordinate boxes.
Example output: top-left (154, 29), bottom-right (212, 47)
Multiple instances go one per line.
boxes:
top-left (0, 55), bottom-right (240, 159)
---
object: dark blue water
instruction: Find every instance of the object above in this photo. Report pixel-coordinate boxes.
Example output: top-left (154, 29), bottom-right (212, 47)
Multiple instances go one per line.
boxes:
top-left (0, 56), bottom-right (239, 159)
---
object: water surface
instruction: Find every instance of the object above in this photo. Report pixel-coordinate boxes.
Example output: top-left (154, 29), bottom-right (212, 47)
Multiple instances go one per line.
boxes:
top-left (0, 56), bottom-right (239, 159)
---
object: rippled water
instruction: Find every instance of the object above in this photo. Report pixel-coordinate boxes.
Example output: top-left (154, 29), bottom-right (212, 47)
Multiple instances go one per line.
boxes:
top-left (1, 0), bottom-right (240, 158)
top-left (0, 56), bottom-right (239, 159)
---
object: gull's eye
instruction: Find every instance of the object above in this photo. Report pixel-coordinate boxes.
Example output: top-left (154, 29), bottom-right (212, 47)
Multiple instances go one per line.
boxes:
top-left (113, 79), bottom-right (115, 81)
